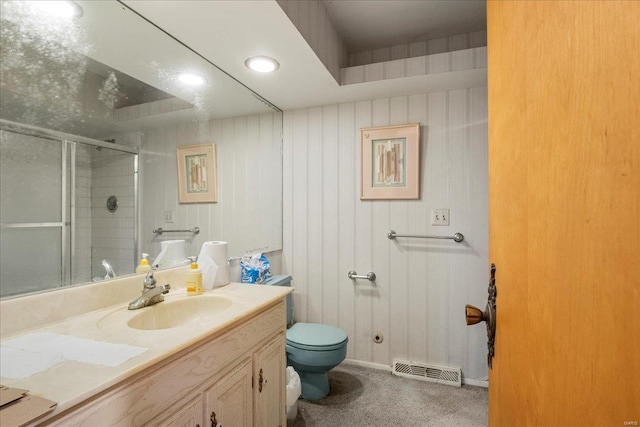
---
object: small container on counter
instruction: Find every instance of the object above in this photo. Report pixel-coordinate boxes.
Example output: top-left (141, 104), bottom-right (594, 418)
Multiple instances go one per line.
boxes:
top-left (186, 262), bottom-right (203, 296)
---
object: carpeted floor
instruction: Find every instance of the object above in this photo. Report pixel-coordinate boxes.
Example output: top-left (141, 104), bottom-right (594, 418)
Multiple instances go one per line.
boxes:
top-left (289, 363), bottom-right (488, 427)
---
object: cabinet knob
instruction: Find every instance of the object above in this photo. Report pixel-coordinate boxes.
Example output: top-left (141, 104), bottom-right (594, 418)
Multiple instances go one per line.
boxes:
top-left (210, 411), bottom-right (219, 427)
top-left (258, 368), bottom-right (264, 393)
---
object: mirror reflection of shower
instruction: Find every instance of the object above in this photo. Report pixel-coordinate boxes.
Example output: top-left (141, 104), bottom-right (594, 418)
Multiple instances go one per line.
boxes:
top-left (92, 259), bottom-right (116, 282)
top-left (0, 121), bottom-right (138, 297)
top-left (0, 1), bottom-right (170, 298)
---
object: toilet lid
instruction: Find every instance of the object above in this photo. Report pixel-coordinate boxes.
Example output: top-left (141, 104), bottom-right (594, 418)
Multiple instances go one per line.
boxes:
top-left (286, 323), bottom-right (348, 351)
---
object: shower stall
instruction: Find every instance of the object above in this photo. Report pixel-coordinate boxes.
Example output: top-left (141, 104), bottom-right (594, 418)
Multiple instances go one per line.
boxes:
top-left (0, 119), bottom-right (138, 298)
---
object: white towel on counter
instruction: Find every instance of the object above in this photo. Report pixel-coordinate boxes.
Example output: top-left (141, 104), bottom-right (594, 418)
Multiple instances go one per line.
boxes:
top-left (0, 332), bottom-right (148, 379)
top-left (0, 346), bottom-right (63, 380)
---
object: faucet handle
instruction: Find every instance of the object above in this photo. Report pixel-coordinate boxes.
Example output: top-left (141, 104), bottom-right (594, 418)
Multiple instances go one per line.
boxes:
top-left (143, 265), bottom-right (158, 288)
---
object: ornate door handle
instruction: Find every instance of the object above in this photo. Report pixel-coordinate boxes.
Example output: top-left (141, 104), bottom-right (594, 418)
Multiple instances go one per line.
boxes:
top-left (210, 411), bottom-right (220, 427)
top-left (465, 263), bottom-right (497, 368)
top-left (258, 368), bottom-right (266, 392)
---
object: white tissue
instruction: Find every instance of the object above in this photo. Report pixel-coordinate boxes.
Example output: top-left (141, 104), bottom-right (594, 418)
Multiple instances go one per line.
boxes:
top-left (197, 241), bottom-right (230, 289)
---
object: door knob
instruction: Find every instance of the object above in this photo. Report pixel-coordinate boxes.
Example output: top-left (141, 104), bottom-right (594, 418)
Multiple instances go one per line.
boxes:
top-left (465, 264), bottom-right (497, 368)
top-left (465, 304), bottom-right (487, 325)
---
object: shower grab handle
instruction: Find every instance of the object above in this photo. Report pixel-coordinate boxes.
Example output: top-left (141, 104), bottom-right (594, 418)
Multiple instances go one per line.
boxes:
top-left (348, 270), bottom-right (376, 281)
top-left (153, 226), bottom-right (200, 235)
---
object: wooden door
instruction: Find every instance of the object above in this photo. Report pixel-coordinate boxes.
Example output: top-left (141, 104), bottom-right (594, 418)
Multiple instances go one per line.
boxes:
top-left (204, 359), bottom-right (253, 427)
top-left (253, 334), bottom-right (286, 427)
top-left (487, 1), bottom-right (639, 425)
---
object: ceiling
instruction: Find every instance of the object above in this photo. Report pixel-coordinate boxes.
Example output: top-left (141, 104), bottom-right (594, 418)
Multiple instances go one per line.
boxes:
top-left (324, 0), bottom-right (487, 52)
top-left (122, 0), bottom-right (487, 112)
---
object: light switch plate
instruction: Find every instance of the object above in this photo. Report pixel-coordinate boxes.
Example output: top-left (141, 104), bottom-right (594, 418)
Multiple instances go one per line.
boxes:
top-left (164, 210), bottom-right (175, 223)
top-left (431, 209), bottom-right (450, 226)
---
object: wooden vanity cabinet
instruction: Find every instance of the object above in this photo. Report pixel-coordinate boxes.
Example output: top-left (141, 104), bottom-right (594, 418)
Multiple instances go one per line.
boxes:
top-left (204, 358), bottom-right (253, 427)
top-left (161, 395), bottom-right (204, 427)
top-left (203, 333), bottom-right (285, 427)
top-left (45, 300), bottom-right (287, 427)
top-left (252, 335), bottom-right (286, 427)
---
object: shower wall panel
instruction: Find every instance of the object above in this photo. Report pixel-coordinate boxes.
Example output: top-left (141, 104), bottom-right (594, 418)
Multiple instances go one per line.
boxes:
top-left (90, 147), bottom-right (136, 278)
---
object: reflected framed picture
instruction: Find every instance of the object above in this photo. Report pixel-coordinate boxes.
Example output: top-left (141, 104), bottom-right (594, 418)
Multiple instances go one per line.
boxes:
top-left (360, 123), bottom-right (420, 200)
top-left (176, 143), bottom-right (217, 203)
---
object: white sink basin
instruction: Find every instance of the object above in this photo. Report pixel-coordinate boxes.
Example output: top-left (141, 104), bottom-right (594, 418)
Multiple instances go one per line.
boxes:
top-left (126, 296), bottom-right (232, 330)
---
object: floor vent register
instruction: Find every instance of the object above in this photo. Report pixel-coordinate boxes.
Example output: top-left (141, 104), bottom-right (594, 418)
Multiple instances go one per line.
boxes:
top-left (392, 359), bottom-right (462, 387)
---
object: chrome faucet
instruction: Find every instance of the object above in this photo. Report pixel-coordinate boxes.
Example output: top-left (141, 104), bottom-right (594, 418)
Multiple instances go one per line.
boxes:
top-left (128, 265), bottom-right (171, 310)
top-left (102, 259), bottom-right (116, 279)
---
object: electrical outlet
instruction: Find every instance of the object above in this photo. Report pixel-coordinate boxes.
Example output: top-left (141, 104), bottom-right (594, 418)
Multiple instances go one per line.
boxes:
top-left (431, 209), bottom-right (450, 226)
top-left (164, 209), bottom-right (175, 223)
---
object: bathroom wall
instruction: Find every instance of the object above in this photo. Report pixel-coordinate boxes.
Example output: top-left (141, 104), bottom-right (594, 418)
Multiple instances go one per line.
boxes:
top-left (134, 112), bottom-right (282, 263)
top-left (282, 87), bottom-right (489, 381)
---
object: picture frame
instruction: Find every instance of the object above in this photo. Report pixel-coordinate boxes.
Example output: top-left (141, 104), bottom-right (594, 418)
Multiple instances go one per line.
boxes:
top-left (176, 143), bottom-right (217, 203)
top-left (360, 123), bottom-right (420, 200)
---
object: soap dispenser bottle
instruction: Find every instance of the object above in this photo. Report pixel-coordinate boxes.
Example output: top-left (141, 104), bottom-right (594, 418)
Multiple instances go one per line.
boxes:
top-left (186, 262), bottom-right (203, 296)
top-left (136, 253), bottom-right (152, 274)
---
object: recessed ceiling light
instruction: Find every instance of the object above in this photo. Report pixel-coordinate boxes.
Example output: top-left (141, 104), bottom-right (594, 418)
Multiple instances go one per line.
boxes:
top-left (31, 1), bottom-right (83, 19)
top-left (177, 73), bottom-right (206, 86)
top-left (245, 56), bottom-right (280, 73)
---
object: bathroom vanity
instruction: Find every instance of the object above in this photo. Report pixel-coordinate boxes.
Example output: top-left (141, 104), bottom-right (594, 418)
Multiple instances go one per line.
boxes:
top-left (0, 268), bottom-right (292, 426)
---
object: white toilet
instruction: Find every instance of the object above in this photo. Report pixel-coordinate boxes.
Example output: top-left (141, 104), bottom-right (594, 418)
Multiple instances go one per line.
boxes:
top-left (264, 275), bottom-right (348, 401)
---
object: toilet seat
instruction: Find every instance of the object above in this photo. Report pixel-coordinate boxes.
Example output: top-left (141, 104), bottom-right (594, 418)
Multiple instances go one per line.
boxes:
top-left (286, 323), bottom-right (348, 351)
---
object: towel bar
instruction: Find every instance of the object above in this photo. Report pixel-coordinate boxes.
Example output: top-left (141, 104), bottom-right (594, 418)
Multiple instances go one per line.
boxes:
top-left (153, 227), bottom-right (200, 235)
top-left (387, 230), bottom-right (464, 243)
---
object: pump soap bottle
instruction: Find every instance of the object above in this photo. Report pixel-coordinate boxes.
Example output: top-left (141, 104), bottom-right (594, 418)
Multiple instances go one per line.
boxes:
top-left (136, 253), bottom-right (152, 274)
top-left (186, 262), bottom-right (203, 296)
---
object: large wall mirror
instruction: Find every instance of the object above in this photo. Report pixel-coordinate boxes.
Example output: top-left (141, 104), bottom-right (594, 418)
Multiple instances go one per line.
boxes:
top-left (0, 1), bottom-right (283, 298)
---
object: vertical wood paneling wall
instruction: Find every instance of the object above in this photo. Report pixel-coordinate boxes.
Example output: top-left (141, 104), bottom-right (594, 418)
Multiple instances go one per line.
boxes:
top-left (283, 88), bottom-right (489, 380)
top-left (342, 47), bottom-right (486, 86)
top-left (136, 112), bottom-right (282, 262)
top-left (348, 30), bottom-right (487, 67)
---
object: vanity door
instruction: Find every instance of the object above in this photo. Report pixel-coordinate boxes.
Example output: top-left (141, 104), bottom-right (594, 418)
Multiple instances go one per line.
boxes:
top-left (161, 395), bottom-right (204, 427)
top-left (204, 358), bottom-right (253, 427)
top-left (253, 333), bottom-right (286, 427)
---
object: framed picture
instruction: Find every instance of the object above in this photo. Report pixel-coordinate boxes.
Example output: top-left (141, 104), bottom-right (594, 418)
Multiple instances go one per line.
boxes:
top-left (360, 123), bottom-right (420, 200)
top-left (176, 143), bottom-right (217, 203)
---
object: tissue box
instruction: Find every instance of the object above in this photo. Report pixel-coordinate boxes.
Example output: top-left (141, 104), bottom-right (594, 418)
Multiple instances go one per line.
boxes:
top-left (240, 253), bottom-right (272, 284)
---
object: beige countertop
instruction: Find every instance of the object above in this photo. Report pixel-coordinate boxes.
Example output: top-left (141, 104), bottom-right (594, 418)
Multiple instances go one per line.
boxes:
top-left (0, 275), bottom-right (292, 421)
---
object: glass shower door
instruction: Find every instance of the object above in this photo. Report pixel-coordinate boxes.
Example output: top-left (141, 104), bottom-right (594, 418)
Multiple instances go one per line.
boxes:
top-left (0, 130), bottom-right (70, 297)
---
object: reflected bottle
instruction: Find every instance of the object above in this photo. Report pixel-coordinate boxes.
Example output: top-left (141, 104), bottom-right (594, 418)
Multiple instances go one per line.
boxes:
top-left (136, 253), bottom-right (151, 274)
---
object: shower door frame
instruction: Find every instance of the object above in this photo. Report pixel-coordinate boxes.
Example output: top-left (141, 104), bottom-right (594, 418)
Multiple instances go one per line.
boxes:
top-left (0, 118), bottom-right (139, 290)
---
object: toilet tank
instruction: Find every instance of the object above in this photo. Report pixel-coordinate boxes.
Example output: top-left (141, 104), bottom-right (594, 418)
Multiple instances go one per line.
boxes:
top-left (262, 274), bottom-right (293, 326)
